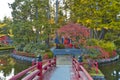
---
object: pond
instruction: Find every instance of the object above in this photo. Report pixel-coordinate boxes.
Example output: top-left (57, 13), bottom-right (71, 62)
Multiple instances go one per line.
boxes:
top-left (0, 51), bottom-right (31, 80)
top-left (99, 58), bottom-right (120, 80)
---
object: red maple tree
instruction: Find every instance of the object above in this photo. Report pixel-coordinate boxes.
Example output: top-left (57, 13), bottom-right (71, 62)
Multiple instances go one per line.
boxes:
top-left (58, 23), bottom-right (90, 45)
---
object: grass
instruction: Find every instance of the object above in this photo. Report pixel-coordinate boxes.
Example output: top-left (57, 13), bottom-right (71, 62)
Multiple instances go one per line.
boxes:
top-left (88, 67), bottom-right (104, 77)
top-left (83, 64), bottom-right (104, 77)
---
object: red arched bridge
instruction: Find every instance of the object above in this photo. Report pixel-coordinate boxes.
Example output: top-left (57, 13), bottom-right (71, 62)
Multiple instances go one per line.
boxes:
top-left (10, 55), bottom-right (94, 80)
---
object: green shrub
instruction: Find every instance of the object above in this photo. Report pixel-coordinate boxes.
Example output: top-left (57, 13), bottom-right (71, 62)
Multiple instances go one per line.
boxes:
top-left (100, 41), bottom-right (116, 53)
top-left (114, 38), bottom-right (120, 49)
top-left (45, 49), bottom-right (53, 58)
top-left (16, 43), bottom-right (25, 51)
top-left (86, 39), bottom-right (99, 46)
top-left (23, 43), bottom-right (48, 53)
top-left (104, 33), bottom-right (117, 41)
top-left (47, 51), bottom-right (53, 58)
top-left (0, 43), bottom-right (11, 47)
top-left (87, 39), bottom-right (116, 53)
top-left (23, 43), bottom-right (33, 53)
top-left (88, 48), bottom-right (101, 59)
top-left (58, 44), bottom-right (65, 49)
top-left (42, 50), bottom-right (53, 59)
top-left (38, 44), bottom-right (48, 50)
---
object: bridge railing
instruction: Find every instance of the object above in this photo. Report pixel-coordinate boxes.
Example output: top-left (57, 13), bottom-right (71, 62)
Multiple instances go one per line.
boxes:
top-left (72, 57), bottom-right (93, 80)
top-left (79, 60), bottom-right (98, 74)
top-left (10, 55), bottom-right (56, 80)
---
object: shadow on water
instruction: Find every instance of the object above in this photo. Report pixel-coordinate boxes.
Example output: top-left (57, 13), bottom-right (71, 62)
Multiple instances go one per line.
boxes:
top-left (99, 59), bottom-right (120, 80)
top-left (0, 51), bottom-right (31, 80)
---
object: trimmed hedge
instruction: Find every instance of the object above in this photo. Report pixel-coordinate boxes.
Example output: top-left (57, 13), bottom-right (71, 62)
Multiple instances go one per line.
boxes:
top-left (0, 47), bottom-right (14, 50)
top-left (14, 51), bottom-right (35, 58)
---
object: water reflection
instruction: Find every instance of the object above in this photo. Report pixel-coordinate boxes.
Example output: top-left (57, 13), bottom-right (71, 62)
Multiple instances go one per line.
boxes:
top-left (0, 54), bottom-right (31, 80)
top-left (0, 68), bottom-right (14, 80)
top-left (99, 59), bottom-right (120, 80)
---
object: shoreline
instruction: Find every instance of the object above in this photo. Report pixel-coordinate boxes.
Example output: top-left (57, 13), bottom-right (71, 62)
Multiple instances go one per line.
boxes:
top-left (96, 55), bottom-right (119, 64)
top-left (10, 53), bottom-right (36, 62)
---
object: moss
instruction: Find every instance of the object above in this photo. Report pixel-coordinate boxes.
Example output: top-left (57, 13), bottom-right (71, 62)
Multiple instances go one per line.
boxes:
top-left (82, 60), bottom-right (104, 77)
top-left (89, 68), bottom-right (104, 77)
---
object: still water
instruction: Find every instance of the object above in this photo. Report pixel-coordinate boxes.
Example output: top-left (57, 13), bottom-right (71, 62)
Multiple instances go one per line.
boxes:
top-left (0, 51), bottom-right (120, 80)
top-left (0, 52), bottom-right (31, 80)
top-left (99, 59), bottom-right (120, 80)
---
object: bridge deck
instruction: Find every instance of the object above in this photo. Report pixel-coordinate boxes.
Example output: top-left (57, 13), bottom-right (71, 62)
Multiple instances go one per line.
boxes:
top-left (43, 55), bottom-right (91, 80)
top-left (50, 65), bottom-right (71, 80)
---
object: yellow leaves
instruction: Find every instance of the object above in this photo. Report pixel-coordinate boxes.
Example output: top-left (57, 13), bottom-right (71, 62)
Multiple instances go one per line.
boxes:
top-left (49, 18), bottom-right (55, 24)
top-left (8, 34), bottom-right (14, 37)
top-left (0, 23), bottom-right (7, 28)
top-left (77, 19), bottom-right (92, 24)
top-left (77, 19), bottom-right (80, 23)
top-left (80, 0), bottom-right (87, 4)
top-left (96, 28), bottom-right (101, 31)
top-left (9, 29), bottom-right (14, 37)
top-left (104, 27), bottom-right (109, 29)
top-left (0, 34), bottom-right (6, 37)
top-left (58, 18), bottom-right (64, 23)
top-left (94, 27), bottom-right (108, 31)
top-left (9, 29), bottom-right (12, 34)
top-left (8, 58), bottom-right (15, 66)
top-left (86, 19), bottom-right (92, 24)
top-left (94, 26), bottom-right (110, 31)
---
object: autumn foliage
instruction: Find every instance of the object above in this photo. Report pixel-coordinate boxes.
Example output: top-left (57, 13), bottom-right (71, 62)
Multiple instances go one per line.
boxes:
top-left (58, 23), bottom-right (90, 44)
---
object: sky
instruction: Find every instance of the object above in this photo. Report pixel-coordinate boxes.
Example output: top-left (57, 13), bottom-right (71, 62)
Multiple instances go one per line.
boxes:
top-left (0, 0), bottom-right (15, 20)
top-left (0, 0), bottom-right (67, 21)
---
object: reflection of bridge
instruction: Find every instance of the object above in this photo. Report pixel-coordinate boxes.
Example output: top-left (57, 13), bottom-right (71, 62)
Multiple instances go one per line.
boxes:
top-left (10, 55), bottom-right (93, 80)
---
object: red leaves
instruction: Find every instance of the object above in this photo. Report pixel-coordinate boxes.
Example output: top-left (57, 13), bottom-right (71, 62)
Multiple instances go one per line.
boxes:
top-left (58, 23), bottom-right (90, 42)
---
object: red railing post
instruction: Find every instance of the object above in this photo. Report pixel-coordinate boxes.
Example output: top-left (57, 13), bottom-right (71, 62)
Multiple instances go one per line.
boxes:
top-left (49, 59), bottom-right (51, 67)
top-left (37, 55), bottom-right (42, 80)
top-left (95, 62), bottom-right (98, 74)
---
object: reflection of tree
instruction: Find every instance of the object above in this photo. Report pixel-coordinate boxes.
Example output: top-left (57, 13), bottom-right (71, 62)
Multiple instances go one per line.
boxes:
top-left (0, 54), bottom-right (31, 78)
top-left (0, 55), bottom-right (15, 76)
top-left (2, 66), bottom-right (12, 77)
top-left (112, 70), bottom-right (120, 80)
top-left (99, 60), bottom-right (120, 80)
top-left (14, 60), bottom-right (31, 74)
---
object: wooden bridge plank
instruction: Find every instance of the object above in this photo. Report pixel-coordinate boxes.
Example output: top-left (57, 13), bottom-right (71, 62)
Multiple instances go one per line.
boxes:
top-left (50, 65), bottom-right (71, 80)
top-left (32, 76), bottom-right (40, 80)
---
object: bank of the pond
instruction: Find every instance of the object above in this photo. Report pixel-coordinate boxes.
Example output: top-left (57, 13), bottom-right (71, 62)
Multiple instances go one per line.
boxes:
top-left (96, 55), bottom-right (119, 64)
top-left (10, 53), bottom-right (36, 62)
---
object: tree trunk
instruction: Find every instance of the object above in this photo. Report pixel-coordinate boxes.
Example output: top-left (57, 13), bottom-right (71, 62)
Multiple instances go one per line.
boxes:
top-left (90, 29), bottom-right (93, 38)
top-left (45, 33), bottom-right (50, 48)
top-left (99, 28), bottom-right (107, 39)
top-left (94, 30), bottom-right (98, 39)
